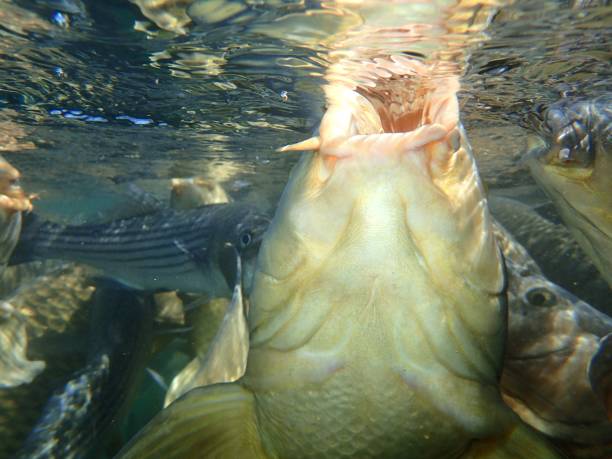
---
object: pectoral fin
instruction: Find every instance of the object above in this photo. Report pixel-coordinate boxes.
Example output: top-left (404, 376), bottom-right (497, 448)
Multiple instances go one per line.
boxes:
top-left (462, 423), bottom-right (563, 458)
top-left (117, 383), bottom-right (268, 459)
top-left (164, 252), bottom-right (249, 406)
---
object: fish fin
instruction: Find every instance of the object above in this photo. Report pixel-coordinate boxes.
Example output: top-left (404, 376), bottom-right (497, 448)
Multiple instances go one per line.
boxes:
top-left (278, 136), bottom-right (321, 152)
top-left (461, 423), bottom-right (564, 458)
top-left (164, 253), bottom-right (248, 406)
top-left (145, 368), bottom-right (169, 392)
top-left (117, 383), bottom-right (268, 459)
top-left (589, 333), bottom-right (612, 419)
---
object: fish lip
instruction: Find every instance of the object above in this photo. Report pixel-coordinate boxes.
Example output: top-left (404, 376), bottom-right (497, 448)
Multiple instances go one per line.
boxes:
top-left (319, 123), bottom-right (450, 160)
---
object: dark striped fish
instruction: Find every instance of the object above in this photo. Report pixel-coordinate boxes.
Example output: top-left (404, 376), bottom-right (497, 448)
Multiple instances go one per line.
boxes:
top-left (10, 203), bottom-right (270, 296)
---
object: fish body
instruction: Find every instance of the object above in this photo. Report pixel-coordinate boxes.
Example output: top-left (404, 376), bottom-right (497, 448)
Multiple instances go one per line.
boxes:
top-left (118, 3), bottom-right (563, 458)
top-left (0, 156), bottom-right (46, 389)
top-left (239, 64), bottom-right (511, 459)
top-left (525, 95), bottom-right (612, 286)
top-left (10, 203), bottom-right (270, 295)
top-left (119, 52), bottom-right (559, 459)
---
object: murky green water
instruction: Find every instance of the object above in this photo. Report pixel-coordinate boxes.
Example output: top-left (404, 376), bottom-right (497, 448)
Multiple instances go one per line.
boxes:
top-left (0, 1), bottom-right (610, 458)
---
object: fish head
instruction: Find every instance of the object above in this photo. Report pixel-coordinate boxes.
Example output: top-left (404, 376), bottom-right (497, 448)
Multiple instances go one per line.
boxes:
top-left (503, 263), bottom-right (612, 440)
top-left (506, 268), bottom-right (600, 358)
top-left (249, 58), bottom-right (505, 388)
top-left (216, 207), bottom-right (271, 293)
top-left (525, 96), bottom-right (612, 282)
top-left (229, 209), bottom-right (270, 258)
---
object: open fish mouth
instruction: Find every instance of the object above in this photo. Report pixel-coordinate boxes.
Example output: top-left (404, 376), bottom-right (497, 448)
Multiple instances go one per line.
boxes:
top-left (251, 52), bottom-right (505, 396)
top-left (256, 53), bottom-right (505, 305)
top-left (280, 57), bottom-right (459, 158)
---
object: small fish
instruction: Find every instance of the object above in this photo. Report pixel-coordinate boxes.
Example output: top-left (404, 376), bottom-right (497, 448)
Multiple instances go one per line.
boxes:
top-left (496, 224), bottom-right (612, 456)
top-left (10, 203), bottom-right (270, 296)
top-left (525, 95), bottom-right (612, 287)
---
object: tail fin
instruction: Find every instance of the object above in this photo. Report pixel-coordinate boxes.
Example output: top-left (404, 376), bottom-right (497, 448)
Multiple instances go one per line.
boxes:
top-left (117, 383), bottom-right (268, 459)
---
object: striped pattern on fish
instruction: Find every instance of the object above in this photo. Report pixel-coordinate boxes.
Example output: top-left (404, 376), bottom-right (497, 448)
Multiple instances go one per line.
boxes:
top-left (10, 203), bottom-right (270, 295)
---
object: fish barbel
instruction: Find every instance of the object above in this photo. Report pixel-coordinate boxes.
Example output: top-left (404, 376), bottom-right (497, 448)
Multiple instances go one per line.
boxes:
top-left (118, 1), bottom-right (562, 457)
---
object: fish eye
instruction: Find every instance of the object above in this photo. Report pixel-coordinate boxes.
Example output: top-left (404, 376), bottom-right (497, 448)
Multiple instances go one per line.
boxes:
top-left (524, 287), bottom-right (557, 307)
top-left (239, 231), bottom-right (253, 248)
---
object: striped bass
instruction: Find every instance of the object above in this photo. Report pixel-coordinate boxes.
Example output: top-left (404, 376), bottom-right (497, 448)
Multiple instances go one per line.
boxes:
top-left (10, 203), bottom-right (270, 295)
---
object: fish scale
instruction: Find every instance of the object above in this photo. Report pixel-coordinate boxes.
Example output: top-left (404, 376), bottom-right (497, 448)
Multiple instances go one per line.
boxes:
top-left (255, 375), bottom-right (467, 459)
